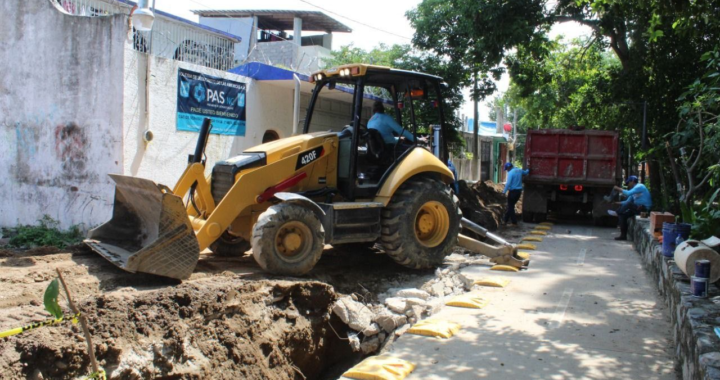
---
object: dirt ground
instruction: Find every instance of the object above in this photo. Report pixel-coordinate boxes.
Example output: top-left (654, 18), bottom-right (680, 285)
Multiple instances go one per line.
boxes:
top-left (0, 182), bottom-right (521, 380)
top-left (0, 243), bottom-right (447, 380)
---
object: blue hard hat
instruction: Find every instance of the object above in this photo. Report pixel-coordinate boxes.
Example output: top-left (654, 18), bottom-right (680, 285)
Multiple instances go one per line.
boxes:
top-left (625, 175), bottom-right (639, 184)
top-left (504, 162), bottom-right (513, 171)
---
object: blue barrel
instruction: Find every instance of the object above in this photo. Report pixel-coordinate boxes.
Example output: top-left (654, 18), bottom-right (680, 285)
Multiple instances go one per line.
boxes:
top-left (662, 223), bottom-right (692, 257)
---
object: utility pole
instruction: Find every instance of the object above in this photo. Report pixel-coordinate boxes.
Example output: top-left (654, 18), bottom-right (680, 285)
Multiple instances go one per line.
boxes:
top-left (512, 109), bottom-right (517, 162)
top-left (641, 100), bottom-right (647, 183)
top-left (473, 72), bottom-right (479, 157)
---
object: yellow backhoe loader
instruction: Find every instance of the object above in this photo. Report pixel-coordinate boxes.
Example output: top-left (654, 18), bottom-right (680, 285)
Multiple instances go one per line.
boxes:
top-left (85, 64), bottom-right (528, 280)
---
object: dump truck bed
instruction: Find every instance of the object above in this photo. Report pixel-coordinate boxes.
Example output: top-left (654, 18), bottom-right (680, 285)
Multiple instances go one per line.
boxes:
top-left (524, 129), bottom-right (621, 186)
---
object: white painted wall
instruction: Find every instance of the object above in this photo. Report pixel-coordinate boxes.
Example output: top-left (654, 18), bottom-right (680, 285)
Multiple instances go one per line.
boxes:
top-left (0, 0), bottom-right (126, 230)
top-left (124, 48), bottom-right (267, 188)
top-left (0, 1), bottom-right (362, 231)
top-left (123, 49), bottom-right (306, 188)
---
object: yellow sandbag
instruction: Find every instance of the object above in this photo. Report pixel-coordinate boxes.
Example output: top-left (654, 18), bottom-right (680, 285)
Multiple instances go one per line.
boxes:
top-left (535, 226), bottom-right (551, 231)
top-left (491, 264), bottom-right (519, 272)
top-left (529, 230), bottom-right (548, 235)
top-left (446, 294), bottom-right (489, 309)
top-left (539, 222), bottom-right (554, 226)
top-left (517, 243), bottom-right (537, 250)
top-left (473, 277), bottom-right (511, 288)
top-left (517, 251), bottom-right (531, 260)
top-left (407, 319), bottom-right (461, 339)
top-left (343, 355), bottom-right (416, 380)
top-left (522, 237), bottom-right (543, 242)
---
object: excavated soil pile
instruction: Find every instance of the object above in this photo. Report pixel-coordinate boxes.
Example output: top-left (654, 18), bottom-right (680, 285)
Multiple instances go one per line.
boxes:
top-left (0, 280), bottom-right (354, 380)
top-left (456, 180), bottom-right (522, 230)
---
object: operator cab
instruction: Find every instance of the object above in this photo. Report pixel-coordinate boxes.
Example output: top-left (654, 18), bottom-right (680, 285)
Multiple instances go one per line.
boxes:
top-left (305, 65), bottom-right (449, 201)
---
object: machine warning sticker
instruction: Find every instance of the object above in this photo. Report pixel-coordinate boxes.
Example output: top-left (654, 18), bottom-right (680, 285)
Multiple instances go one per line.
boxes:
top-left (296, 146), bottom-right (324, 170)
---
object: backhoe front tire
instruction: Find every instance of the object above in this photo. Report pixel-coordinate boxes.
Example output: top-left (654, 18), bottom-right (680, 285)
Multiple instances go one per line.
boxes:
top-left (251, 203), bottom-right (325, 276)
top-left (380, 177), bottom-right (459, 269)
top-left (209, 233), bottom-right (251, 257)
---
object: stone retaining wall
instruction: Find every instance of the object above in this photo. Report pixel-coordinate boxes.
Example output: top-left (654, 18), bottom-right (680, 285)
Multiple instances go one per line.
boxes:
top-left (630, 218), bottom-right (720, 379)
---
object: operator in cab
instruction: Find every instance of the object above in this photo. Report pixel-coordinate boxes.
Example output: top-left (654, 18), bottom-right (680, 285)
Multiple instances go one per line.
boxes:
top-left (502, 163), bottom-right (530, 226)
top-left (608, 175), bottom-right (652, 241)
top-left (368, 101), bottom-right (428, 146)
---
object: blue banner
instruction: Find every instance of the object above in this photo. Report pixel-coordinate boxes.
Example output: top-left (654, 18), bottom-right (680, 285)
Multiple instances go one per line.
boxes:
top-left (177, 68), bottom-right (246, 136)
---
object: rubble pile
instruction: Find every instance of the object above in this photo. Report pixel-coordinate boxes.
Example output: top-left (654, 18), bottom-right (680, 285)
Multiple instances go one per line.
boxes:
top-left (456, 180), bottom-right (522, 230)
top-left (331, 265), bottom-right (474, 354)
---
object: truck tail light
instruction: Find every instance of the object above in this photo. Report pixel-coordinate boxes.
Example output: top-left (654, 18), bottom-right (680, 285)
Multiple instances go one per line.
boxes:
top-left (559, 184), bottom-right (568, 191)
top-left (574, 185), bottom-right (583, 192)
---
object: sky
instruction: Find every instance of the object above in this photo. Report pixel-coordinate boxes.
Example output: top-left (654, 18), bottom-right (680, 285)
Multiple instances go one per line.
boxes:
top-left (153, 0), bottom-right (592, 122)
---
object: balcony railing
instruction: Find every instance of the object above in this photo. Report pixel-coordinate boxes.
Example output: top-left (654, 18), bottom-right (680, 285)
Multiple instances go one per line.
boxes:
top-left (49, 0), bottom-right (239, 72)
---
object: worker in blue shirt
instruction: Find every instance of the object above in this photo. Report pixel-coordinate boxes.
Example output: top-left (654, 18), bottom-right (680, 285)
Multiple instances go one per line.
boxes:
top-left (502, 163), bottom-right (530, 226)
top-left (368, 101), bottom-right (416, 145)
top-left (608, 175), bottom-right (652, 240)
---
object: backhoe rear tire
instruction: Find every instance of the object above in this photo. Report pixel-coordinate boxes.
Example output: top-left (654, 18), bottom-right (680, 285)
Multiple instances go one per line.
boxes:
top-left (209, 233), bottom-right (251, 257)
top-left (380, 177), bottom-right (459, 269)
top-left (252, 203), bottom-right (325, 276)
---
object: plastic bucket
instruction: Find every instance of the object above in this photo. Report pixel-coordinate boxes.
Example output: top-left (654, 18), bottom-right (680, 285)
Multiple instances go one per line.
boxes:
top-left (662, 223), bottom-right (692, 257)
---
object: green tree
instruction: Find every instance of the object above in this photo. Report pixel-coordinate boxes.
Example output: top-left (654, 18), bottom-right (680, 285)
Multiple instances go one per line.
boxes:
top-left (408, 0), bottom-right (720, 214)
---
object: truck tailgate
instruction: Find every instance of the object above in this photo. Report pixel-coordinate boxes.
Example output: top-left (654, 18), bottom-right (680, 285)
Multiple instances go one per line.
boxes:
top-left (525, 129), bottom-right (619, 185)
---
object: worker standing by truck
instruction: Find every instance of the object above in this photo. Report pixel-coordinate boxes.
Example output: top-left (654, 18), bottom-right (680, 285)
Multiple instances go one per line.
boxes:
top-left (503, 163), bottom-right (530, 226)
top-left (608, 175), bottom-right (652, 240)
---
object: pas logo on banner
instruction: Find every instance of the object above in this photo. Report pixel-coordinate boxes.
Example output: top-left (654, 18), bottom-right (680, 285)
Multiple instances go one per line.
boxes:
top-left (177, 68), bottom-right (247, 136)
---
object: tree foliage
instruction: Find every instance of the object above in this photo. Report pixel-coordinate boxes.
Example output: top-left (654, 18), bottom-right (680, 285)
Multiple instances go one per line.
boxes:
top-left (408, 0), bottom-right (720, 231)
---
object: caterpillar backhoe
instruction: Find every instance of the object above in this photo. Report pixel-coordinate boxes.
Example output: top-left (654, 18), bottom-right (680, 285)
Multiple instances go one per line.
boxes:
top-left (85, 64), bottom-right (528, 280)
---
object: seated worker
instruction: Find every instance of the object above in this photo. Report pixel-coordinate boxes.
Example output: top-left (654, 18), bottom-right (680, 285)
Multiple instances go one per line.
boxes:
top-left (368, 101), bottom-right (417, 145)
top-left (608, 175), bottom-right (652, 241)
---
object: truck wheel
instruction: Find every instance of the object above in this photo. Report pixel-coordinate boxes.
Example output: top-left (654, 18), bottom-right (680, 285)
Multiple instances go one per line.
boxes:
top-left (522, 212), bottom-right (535, 223)
top-left (209, 233), bottom-right (251, 256)
top-left (594, 216), bottom-right (617, 228)
top-left (251, 203), bottom-right (325, 276)
top-left (380, 177), bottom-right (459, 269)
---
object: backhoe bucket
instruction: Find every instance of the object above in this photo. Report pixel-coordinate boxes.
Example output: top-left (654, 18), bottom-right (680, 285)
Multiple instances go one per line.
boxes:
top-left (84, 174), bottom-right (200, 280)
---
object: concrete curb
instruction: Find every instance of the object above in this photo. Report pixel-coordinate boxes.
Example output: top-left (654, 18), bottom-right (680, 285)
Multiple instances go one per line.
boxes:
top-left (630, 218), bottom-right (720, 380)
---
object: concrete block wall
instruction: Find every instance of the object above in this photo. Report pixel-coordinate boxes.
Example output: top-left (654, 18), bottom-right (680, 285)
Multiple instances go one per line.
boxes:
top-left (630, 218), bottom-right (720, 379)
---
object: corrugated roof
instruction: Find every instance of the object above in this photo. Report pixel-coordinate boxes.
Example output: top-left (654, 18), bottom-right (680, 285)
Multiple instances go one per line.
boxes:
top-left (191, 10), bottom-right (352, 33)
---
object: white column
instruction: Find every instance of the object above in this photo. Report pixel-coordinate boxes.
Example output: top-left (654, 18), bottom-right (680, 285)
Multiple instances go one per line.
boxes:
top-left (292, 17), bottom-right (302, 135)
top-left (293, 17), bottom-right (302, 46)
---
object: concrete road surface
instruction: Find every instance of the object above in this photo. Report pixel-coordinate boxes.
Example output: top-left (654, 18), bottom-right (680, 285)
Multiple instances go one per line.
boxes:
top-left (387, 223), bottom-right (676, 379)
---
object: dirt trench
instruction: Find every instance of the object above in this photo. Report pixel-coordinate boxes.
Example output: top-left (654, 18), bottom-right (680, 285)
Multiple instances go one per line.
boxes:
top-left (0, 276), bottom-right (358, 380)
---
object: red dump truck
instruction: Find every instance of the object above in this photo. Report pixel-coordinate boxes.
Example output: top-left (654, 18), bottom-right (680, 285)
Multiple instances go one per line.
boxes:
top-left (522, 129), bottom-right (622, 225)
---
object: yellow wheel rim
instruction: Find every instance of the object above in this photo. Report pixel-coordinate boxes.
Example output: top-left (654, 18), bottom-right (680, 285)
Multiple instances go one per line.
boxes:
top-left (275, 221), bottom-right (312, 262)
top-left (414, 201), bottom-right (450, 248)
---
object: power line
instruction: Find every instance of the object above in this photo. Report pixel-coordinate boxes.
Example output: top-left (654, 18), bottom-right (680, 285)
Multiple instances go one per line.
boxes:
top-left (297, 0), bottom-right (413, 41)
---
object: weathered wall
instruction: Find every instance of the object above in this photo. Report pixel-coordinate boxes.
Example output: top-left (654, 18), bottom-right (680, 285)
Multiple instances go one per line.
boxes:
top-left (0, 0), bottom-right (126, 230)
top-left (123, 49), bottom-right (296, 187)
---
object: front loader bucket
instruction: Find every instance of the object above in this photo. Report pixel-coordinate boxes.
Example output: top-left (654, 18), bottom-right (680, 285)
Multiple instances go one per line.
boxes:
top-left (84, 174), bottom-right (200, 280)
